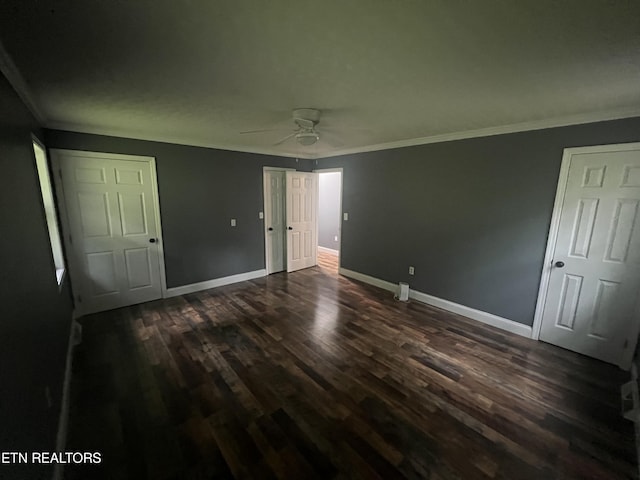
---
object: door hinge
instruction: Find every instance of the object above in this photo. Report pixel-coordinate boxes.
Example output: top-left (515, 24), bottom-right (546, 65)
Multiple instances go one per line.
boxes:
top-left (77, 295), bottom-right (82, 303)
top-left (624, 339), bottom-right (629, 349)
top-left (58, 169), bottom-right (63, 180)
top-left (69, 234), bottom-right (73, 245)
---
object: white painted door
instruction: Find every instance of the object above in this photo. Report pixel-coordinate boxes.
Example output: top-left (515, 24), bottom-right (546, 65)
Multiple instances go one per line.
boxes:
top-left (53, 150), bottom-right (164, 314)
top-left (264, 170), bottom-right (286, 274)
top-left (286, 171), bottom-right (318, 272)
top-left (539, 144), bottom-right (640, 367)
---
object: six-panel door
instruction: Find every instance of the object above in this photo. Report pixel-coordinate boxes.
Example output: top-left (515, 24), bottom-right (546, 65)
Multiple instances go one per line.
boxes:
top-left (540, 146), bottom-right (640, 365)
top-left (286, 171), bottom-right (318, 272)
top-left (58, 152), bottom-right (163, 314)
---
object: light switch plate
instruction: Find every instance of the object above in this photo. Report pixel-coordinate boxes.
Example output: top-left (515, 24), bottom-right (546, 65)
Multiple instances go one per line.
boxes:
top-left (231, 219), bottom-right (236, 227)
top-left (343, 212), bottom-right (349, 221)
top-left (258, 211), bottom-right (264, 219)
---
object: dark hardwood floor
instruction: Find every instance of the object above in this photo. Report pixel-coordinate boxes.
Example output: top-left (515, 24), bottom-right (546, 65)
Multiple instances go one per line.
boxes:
top-left (65, 257), bottom-right (636, 479)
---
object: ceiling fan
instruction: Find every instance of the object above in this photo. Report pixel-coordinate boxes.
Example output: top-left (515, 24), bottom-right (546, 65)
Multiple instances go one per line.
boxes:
top-left (240, 108), bottom-right (339, 147)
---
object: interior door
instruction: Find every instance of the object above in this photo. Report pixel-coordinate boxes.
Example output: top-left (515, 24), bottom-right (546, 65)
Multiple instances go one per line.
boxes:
top-left (539, 144), bottom-right (640, 366)
top-left (286, 171), bottom-right (318, 272)
top-left (264, 170), bottom-right (286, 274)
top-left (54, 150), bottom-right (164, 314)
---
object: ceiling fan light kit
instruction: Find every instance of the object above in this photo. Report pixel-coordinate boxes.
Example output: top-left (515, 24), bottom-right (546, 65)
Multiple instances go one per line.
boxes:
top-left (296, 131), bottom-right (320, 146)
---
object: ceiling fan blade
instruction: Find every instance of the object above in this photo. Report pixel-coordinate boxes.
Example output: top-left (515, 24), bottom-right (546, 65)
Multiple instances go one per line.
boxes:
top-left (322, 126), bottom-right (371, 134)
top-left (273, 132), bottom-right (297, 145)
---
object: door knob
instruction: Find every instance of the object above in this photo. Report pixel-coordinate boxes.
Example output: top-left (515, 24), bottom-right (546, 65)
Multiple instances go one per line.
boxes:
top-left (554, 261), bottom-right (564, 268)
top-left (288, 226), bottom-right (293, 230)
top-left (268, 227), bottom-right (273, 231)
top-left (149, 238), bottom-right (157, 243)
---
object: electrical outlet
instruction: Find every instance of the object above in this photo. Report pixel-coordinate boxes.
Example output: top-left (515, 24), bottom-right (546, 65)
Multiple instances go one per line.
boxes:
top-left (231, 219), bottom-right (236, 227)
top-left (258, 211), bottom-right (264, 219)
top-left (409, 266), bottom-right (415, 275)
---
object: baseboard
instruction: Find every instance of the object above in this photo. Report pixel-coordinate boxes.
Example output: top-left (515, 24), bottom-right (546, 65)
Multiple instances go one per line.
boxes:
top-left (339, 268), bottom-right (397, 293)
top-left (318, 246), bottom-right (339, 255)
top-left (165, 269), bottom-right (267, 297)
top-left (408, 289), bottom-right (533, 338)
top-left (339, 268), bottom-right (532, 338)
top-left (52, 311), bottom-right (81, 480)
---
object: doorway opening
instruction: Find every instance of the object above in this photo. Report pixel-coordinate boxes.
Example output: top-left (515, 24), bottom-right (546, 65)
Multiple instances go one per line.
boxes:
top-left (316, 169), bottom-right (343, 273)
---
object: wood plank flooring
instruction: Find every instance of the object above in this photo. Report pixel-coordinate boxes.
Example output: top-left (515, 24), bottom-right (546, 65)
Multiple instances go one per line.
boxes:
top-left (317, 249), bottom-right (339, 271)
top-left (65, 255), bottom-right (636, 479)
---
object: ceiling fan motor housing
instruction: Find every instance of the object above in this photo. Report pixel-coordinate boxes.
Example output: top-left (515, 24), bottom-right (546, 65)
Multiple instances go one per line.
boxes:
top-left (292, 108), bottom-right (321, 123)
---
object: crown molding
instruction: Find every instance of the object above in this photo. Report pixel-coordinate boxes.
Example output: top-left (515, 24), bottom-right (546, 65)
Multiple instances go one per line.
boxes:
top-left (46, 121), bottom-right (315, 159)
top-left (317, 107), bottom-right (640, 160)
top-left (47, 107), bottom-right (640, 161)
top-left (0, 40), bottom-right (46, 125)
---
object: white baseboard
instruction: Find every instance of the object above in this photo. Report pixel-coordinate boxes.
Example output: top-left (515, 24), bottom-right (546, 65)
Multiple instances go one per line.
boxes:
top-left (339, 268), bottom-right (532, 338)
top-left (408, 290), bottom-right (532, 338)
top-left (165, 269), bottom-right (267, 297)
top-left (339, 268), bottom-right (397, 293)
top-left (318, 246), bottom-right (339, 255)
top-left (52, 312), bottom-right (81, 480)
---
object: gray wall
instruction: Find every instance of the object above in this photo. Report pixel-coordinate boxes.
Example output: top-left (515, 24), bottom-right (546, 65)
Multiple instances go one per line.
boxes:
top-left (318, 172), bottom-right (341, 250)
top-left (317, 117), bottom-right (640, 326)
top-left (44, 130), bottom-right (313, 288)
top-left (0, 73), bottom-right (73, 479)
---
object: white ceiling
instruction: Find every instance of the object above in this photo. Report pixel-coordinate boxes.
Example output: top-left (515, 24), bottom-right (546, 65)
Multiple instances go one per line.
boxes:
top-left (1, 1), bottom-right (639, 159)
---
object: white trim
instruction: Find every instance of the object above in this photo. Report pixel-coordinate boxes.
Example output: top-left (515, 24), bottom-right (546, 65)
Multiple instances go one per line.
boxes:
top-left (339, 268), bottom-right (532, 338)
top-left (50, 148), bottom-right (158, 163)
top-left (531, 142), bottom-right (640, 369)
top-left (148, 158), bottom-right (169, 298)
top-left (165, 269), bottom-right (266, 297)
top-left (52, 311), bottom-right (80, 480)
top-left (318, 108), bottom-right (640, 160)
top-left (408, 289), bottom-right (532, 338)
top-left (531, 148), bottom-right (573, 341)
top-left (33, 138), bottom-right (68, 292)
top-left (0, 40), bottom-right (46, 124)
top-left (49, 123), bottom-right (305, 158)
top-left (48, 109), bottom-right (640, 161)
top-left (339, 268), bottom-right (397, 293)
top-left (315, 168), bottom-right (344, 269)
top-left (262, 166), bottom-right (296, 172)
top-left (318, 246), bottom-right (339, 255)
top-left (50, 149), bottom-right (168, 315)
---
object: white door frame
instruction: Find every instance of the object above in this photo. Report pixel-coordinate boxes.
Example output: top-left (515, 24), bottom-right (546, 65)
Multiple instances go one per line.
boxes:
top-left (263, 166), bottom-right (295, 274)
top-left (314, 167), bottom-right (344, 269)
top-left (51, 149), bottom-right (168, 312)
top-left (531, 141), bottom-right (640, 369)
